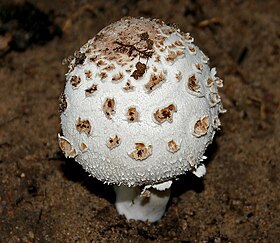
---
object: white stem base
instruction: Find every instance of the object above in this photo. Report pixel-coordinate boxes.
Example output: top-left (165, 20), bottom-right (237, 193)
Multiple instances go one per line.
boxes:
top-left (114, 185), bottom-right (171, 222)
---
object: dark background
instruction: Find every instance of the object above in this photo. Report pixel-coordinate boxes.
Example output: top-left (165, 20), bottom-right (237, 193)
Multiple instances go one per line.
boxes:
top-left (0, 0), bottom-right (279, 241)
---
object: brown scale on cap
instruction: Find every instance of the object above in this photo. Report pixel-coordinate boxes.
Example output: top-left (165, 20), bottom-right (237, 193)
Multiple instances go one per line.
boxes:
top-left (58, 136), bottom-right (77, 158)
top-left (168, 40), bottom-right (184, 49)
top-left (89, 55), bottom-right (98, 62)
top-left (155, 39), bottom-right (164, 48)
top-left (206, 77), bottom-right (214, 87)
top-left (97, 59), bottom-right (106, 66)
top-left (188, 46), bottom-right (196, 54)
top-left (166, 50), bottom-right (184, 63)
top-left (166, 51), bottom-right (176, 62)
top-left (85, 84), bottom-right (98, 97)
top-left (131, 62), bottom-right (146, 80)
top-left (130, 143), bottom-right (152, 161)
top-left (99, 72), bottom-right (108, 80)
top-left (76, 118), bottom-right (91, 136)
top-left (70, 75), bottom-right (81, 87)
top-left (215, 77), bottom-right (224, 87)
top-left (80, 142), bottom-right (88, 152)
top-left (194, 63), bottom-right (203, 73)
top-left (167, 43), bottom-right (177, 49)
top-left (112, 72), bottom-right (124, 82)
top-left (167, 140), bottom-right (180, 153)
top-left (154, 104), bottom-right (177, 124)
top-left (123, 80), bottom-right (135, 91)
top-left (59, 93), bottom-right (67, 113)
top-left (145, 72), bottom-right (165, 92)
top-left (208, 93), bottom-right (221, 107)
top-left (107, 135), bottom-right (121, 149)
top-left (184, 33), bottom-right (194, 42)
top-left (84, 70), bottom-right (92, 79)
top-left (154, 54), bottom-right (161, 62)
top-left (103, 64), bottom-right (115, 71)
top-left (174, 40), bottom-right (184, 46)
top-left (187, 74), bottom-right (200, 93)
top-left (176, 71), bottom-right (182, 81)
top-left (177, 51), bottom-right (185, 58)
top-left (194, 116), bottom-right (209, 137)
top-left (103, 98), bottom-right (115, 119)
top-left (127, 107), bottom-right (139, 122)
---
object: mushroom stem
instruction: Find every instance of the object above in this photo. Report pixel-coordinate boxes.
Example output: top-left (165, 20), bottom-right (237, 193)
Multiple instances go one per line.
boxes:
top-left (114, 184), bottom-right (171, 222)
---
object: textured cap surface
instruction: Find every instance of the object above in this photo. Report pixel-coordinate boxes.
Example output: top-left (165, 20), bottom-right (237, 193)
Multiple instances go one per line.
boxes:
top-left (59, 17), bottom-right (224, 186)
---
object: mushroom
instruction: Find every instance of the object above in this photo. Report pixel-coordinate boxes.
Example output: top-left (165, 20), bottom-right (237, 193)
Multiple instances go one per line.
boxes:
top-left (58, 17), bottom-right (225, 222)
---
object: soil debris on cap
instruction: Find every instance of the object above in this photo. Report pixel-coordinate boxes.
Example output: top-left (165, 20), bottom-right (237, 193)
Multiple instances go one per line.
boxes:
top-left (131, 62), bottom-right (146, 80)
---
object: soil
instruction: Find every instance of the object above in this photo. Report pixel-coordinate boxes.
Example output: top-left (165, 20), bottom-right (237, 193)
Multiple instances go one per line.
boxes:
top-left (0, 0), bottom-right (279, 242)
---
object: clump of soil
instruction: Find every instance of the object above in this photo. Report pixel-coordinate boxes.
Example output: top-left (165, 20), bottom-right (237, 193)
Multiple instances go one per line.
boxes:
top-left (0, 2), bottom-right (61, 56)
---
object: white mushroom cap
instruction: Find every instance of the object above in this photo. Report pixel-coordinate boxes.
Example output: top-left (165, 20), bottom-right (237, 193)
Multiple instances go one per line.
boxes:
top-left (59, 17), bottom-right (224, 187)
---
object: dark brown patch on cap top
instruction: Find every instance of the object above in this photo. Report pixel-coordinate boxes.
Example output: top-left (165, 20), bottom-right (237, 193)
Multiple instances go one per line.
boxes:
top-left (131, 62), bottom-right (146, 80)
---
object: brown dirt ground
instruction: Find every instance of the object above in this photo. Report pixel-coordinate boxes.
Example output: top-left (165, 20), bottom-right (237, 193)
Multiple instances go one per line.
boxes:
top-left (0, 0), bottom-right (279, 242)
